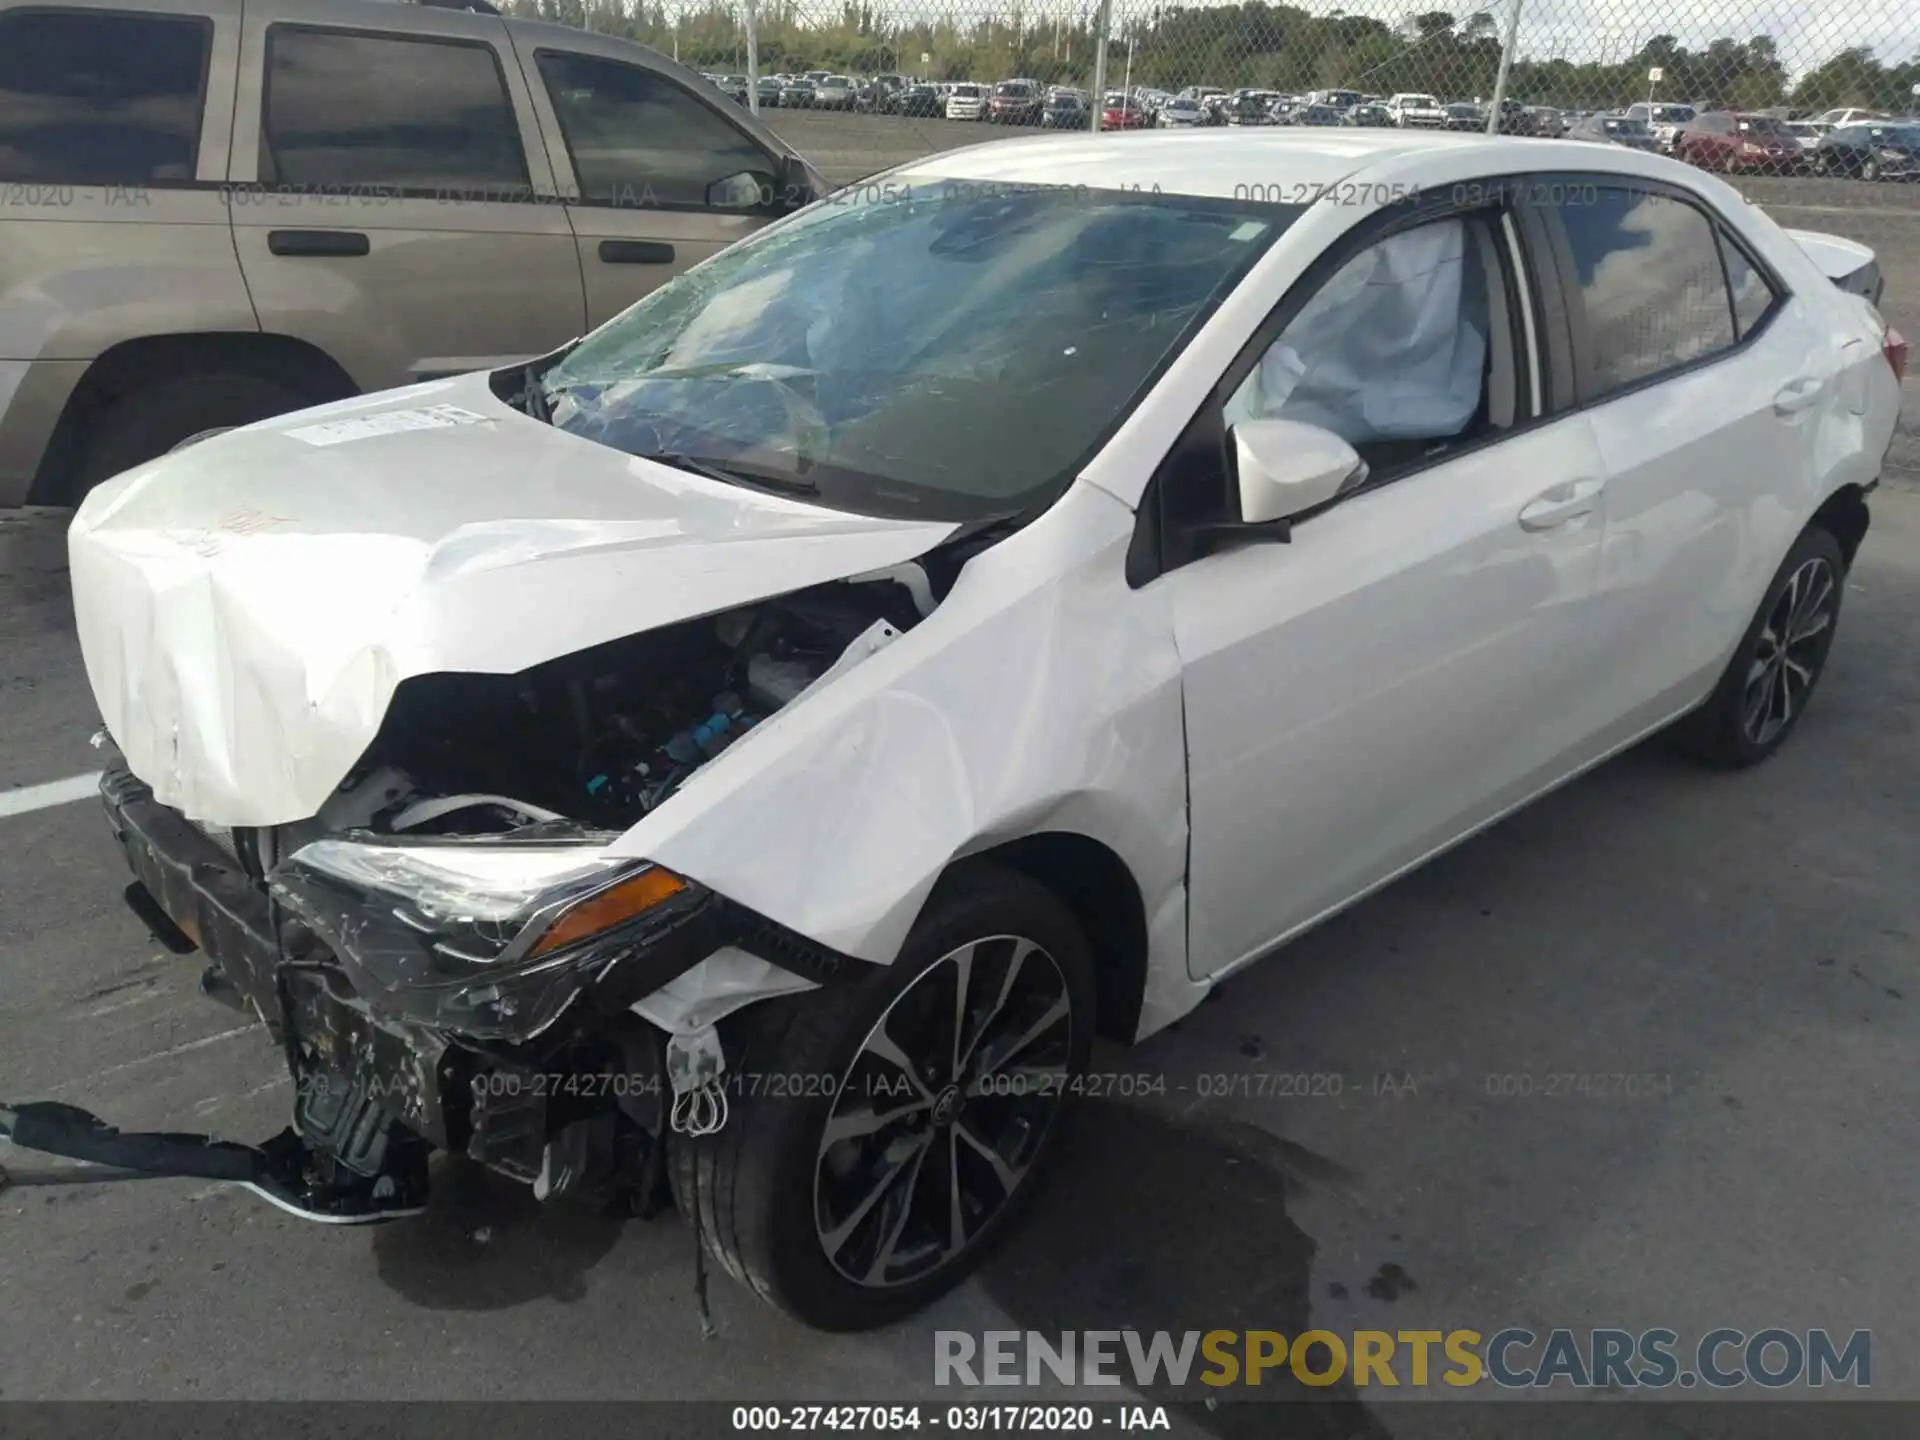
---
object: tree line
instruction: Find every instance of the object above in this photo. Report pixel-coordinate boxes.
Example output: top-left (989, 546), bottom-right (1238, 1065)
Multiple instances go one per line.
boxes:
top-left (504, 0), bottom-right (1920, 114)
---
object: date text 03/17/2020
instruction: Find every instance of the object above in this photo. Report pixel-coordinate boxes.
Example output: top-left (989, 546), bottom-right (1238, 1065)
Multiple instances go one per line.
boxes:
top-left (730, 1405), bottom-right (1172, 1432)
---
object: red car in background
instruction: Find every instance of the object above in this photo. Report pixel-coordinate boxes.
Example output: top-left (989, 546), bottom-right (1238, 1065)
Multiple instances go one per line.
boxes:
top-left (990, 79), bottom-right (1044, 125)
top-left (1676, 111), bottom-right (1806, 174)
top-left (1101, 93), bottom-right (1152, 130)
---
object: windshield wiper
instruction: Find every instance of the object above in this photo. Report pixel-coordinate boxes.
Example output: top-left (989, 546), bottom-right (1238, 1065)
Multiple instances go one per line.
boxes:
top-left (640, 452), bottom-right (820, 497)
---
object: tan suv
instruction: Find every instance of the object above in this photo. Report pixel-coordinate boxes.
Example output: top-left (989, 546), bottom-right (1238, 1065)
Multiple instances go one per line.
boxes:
top-left (0, 0), bottom-right (823, 505)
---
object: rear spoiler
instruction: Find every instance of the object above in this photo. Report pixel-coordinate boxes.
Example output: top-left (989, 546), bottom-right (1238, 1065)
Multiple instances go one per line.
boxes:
top-left (1785, 228), bottom-right (1885, 309)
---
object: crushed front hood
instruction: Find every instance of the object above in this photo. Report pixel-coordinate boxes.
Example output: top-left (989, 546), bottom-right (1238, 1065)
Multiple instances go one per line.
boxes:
top-left (70, 372), bottom-right (957, 827)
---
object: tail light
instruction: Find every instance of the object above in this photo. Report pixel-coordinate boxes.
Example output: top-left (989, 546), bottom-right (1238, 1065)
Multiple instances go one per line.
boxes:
top-left (1886, 325), bottom-right (1909, 384)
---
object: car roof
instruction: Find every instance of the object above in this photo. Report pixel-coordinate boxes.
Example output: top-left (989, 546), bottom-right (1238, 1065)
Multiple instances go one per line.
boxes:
top-left (903, 129), bottom-right (1655, 199)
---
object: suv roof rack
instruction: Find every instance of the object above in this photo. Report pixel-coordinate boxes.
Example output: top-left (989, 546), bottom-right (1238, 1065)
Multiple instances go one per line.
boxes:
top-left (408, 0), bottom-right (503, 14)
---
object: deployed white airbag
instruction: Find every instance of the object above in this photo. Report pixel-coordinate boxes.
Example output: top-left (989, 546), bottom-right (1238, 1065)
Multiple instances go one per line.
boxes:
top-left (1225, 219), bottom-right (1487, 442)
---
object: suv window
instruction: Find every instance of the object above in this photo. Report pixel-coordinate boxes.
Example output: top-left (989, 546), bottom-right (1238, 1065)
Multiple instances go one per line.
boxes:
top-left (1224, 215), bottom-right (1515, 474)
top-left (1551, 185), bottom-right (1737, 398)
top-left (0, 8), bottom-right (211, 184)
top-left (535, 51), bottom-right (770, 210)
top-left (263, 28), bottom-right (527, 191)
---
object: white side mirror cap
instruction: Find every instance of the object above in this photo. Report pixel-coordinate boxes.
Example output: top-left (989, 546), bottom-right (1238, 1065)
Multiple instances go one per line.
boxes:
top-left (1231, 418), bottom-right (1369, 525)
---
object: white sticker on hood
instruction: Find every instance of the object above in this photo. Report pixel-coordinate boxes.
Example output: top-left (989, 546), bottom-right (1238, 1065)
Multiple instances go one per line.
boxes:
top-left (285, 404), bottom-right (494, 447)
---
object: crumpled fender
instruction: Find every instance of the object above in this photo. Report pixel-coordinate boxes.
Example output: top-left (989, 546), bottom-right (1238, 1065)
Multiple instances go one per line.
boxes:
top-left (610, 479), bottom-right (1205, 1039)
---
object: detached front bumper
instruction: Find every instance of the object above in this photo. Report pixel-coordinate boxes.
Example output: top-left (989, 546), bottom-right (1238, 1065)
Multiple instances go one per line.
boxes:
top-left (90, 762), bottom-right (852, 1202)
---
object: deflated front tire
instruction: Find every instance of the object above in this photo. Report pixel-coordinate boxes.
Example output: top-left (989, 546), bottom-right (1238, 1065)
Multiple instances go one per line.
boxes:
top-left (671, 862), bottom-right (1095, 1330)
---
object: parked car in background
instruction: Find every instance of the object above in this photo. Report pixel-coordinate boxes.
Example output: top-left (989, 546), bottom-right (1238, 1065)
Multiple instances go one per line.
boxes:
top-left (1486, 99), bottom-right (1538, 135)
top-left (1041, 89), bottom-right (1088, 128)
top-left (1624, 101), bottom-right (1697, 153)
top-left (1287, 103), bottom-right (1346, 128)
top-left (1813, 107), bottom-right (1888, 130)
top-left (1387, 92), bottom-right (1446, 127)
top-left (1101, 93), bottom-right (1151, 130)
top-left (1812, 122), bottom-right (1920, 181)
top-left (1307, 87), bottom-right (1365, 110)
top-left (1443, 102), bottom-right (1483, 131)
top-left (813, 75), bottom-right (856, 111)
top-left (893, 82), bottom-right (940, 117)
top-left (1528, 106), bottom-right (1565, 136)
top-left (1678, 112), bottom-right (1804, 174)
top-left (1785, 120), bottom-right (1832, 154)
top-left (718, 74), bottom-right (750, 106)
top-left (1569, 113), bottom-right (1659, 152)
top-left (756, 73), bottom-right (785, 108)
top-left (1344, 102), bottom-right (1396, 128)
top-left (1158, 96), bottom-right (1206, 128)
top-left (1227, 93), bottom-right (1278, 126)
top-left (781, 77), bottom-right (817, 108)
top-left (0, 0), bottom-right (825, 508)
top-left (946, 82), bottom-right (988, 121)
top-left (990, 79), bottom-right (1044, 125)
top-left (1566, 112), bottom-right (1658, 150)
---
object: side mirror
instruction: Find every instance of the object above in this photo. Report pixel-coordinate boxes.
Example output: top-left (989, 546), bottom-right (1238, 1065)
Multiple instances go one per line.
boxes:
top-left (776, 153), bottom-right (821, 211)
top-left (707, 171), bottom-right (769, 210)
top-left (1232, 418), bottom-right (1368, 525)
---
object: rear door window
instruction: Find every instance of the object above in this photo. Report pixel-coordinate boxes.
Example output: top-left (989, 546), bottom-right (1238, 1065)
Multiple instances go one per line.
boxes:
top-left (1547, 184), bottom-right (1739, 399)
top-left (0, 8), bottom-right (212, 183)
top-left (263, 27), bottom-right (528, 191)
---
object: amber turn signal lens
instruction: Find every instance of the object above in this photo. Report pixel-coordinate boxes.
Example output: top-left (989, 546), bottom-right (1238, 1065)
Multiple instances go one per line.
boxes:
top-left (528, 866), bottom-right (689, 956)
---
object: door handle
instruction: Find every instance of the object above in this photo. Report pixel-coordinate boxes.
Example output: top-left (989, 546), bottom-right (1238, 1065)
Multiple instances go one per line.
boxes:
top-left (1773, 376), bottom-right (1823, 417)
top-left (267, 230), bottom-right (370, 258)
top-left (1518, 477), bottom-right (1604, 532)
top-left (598, 239), bottom-right (675, 265)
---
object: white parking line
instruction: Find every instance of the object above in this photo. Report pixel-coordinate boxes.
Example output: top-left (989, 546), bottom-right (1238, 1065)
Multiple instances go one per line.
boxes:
top-left (0, 771), bottom-right (103, 819)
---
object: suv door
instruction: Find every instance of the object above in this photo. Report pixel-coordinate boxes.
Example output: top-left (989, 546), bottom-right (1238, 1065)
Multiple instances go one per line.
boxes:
top-left (0, 0), bottom-right (250, 502)
top-left (1146, 193), bottom-right (1612, 980)
top-left (226, 0), bottom-right (585, 391)
top-left (1530, 177), bottom-right (1840, 749)
top-left (513, 34), bottom-right (797, 328)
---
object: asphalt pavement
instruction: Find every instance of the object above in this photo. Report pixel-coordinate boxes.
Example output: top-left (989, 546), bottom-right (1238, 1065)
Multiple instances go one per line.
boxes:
top-left (0, 117), bottom-right (1916, 1432)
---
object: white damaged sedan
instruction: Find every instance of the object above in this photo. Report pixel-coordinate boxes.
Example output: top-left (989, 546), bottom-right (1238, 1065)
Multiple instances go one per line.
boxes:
top-left (39, 131), bottom-right (1904, 1329)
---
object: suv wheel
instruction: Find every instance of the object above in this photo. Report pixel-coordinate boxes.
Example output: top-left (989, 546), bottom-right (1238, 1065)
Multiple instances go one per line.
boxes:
top-left (72, 372), bottom-right (313, 500)
top-left (671, 863), bottom-right (1095, 1330)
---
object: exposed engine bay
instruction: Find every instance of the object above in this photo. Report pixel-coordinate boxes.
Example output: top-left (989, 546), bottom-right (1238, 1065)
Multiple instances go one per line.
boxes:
top-left (240, 566), bottom-right (938, 868)
top-left (1, 563), bottom-right (961, 1244)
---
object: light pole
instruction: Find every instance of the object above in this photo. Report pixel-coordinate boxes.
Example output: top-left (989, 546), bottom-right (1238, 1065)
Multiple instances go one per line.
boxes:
top-left (1088, 0), bottom-right (1111, 130)
top-left (1483, 0), bottom-right (1524, 135)
top-left (744, 0), bottom-right (760, 115)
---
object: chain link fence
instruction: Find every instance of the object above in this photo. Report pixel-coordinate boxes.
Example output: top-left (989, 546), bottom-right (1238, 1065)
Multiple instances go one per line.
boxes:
top-left (502, 0), bottom-right (1917, 156)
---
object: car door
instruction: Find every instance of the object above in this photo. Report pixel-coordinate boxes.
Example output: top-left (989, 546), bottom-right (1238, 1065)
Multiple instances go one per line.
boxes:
top-left (1148, 194), bottom-right (1612, 981)
top-left (226, 1), bottom-right (585, 391)
top-left (511, 35), bottom-right (793, 329)
top-left (1529, 176), bottom-right (1843, 749)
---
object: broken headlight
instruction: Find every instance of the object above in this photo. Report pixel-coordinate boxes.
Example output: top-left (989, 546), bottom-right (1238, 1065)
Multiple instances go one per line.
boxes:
top-left (270, 831), bottom-right (706, 1040)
